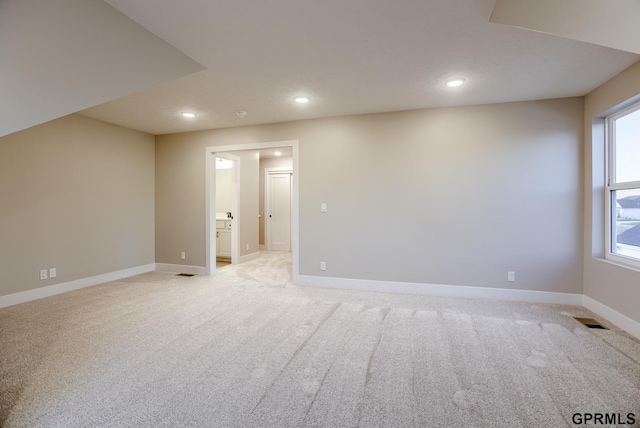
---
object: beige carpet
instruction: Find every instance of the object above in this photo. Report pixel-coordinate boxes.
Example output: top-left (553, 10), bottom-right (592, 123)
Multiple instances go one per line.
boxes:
top-left (1, 251), bottom-right (639, 427)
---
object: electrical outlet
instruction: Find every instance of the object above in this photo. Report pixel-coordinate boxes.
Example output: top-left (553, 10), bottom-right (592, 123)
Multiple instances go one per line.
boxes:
top-left (181, 252), bottom-right (186, 260)
top-left (49, 268), bottom-right (57, 278)
top-left (246, 244), bottom-right (249, 251)
top-left (320, 261), bottom-right (326, 271)
top-left (40, 269), bottom-right (48, 280)
top-left (321, 203), bottom-right (327, 213)
top-left (507, 271), bottom-right (516, 282)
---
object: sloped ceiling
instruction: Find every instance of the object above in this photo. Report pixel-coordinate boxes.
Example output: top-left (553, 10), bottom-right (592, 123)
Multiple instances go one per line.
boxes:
top-left (80, 0), bottom-right (638, 135)
top-left (491, 0), bottom-right (640, 55)
top-left (0, 0), bottom-right (204, 137)
top-left (3, 0), bottom-right (638, 137)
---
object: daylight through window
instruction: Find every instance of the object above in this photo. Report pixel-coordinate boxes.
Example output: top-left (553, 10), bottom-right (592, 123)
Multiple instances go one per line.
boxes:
top-left (607, 102), bottom-right (640, 267)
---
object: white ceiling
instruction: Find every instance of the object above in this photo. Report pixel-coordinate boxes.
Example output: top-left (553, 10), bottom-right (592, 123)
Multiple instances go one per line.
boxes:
top-left (0, 0), bottom-right (203, 138)
top-left (6, 0), bottom-right (639, 137)
top-left (260, 147), bottom-right (293, 160)
top-left (491, 0), bottom-right (640, 54)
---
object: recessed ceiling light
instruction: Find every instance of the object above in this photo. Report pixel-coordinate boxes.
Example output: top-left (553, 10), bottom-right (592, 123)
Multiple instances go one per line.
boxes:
top-left (295, 97), bottom-right (310, 104)
top-left (181, 112), bottom-right (196, 118)
top-left (446, 78), bottom-right (465, 88)
top-left (274, 151), bottom-right (282, 156)
top-left (236, 110), bottom-right (247, 118)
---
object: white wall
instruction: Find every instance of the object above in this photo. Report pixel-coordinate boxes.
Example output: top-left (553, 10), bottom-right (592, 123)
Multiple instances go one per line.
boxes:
top-left (215, 167), bottom-right (232, 214)
top-left (231, 150), bottom-right (260, 257)
top-left (619, 208), bottom-right (640, 220)
top-left (156, 98), bottom-right (583, 294)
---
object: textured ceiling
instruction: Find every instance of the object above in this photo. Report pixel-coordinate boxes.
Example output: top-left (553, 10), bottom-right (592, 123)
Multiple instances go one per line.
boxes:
top-left (45, 1), bottom-right (640, 135)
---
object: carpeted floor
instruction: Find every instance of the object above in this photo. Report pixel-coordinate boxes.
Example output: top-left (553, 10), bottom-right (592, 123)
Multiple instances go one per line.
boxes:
top-left (1, 251), bottom-right (639, 427)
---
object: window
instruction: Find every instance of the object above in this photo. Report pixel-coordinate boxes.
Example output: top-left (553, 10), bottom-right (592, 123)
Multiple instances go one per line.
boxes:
top-left (606, 102), bottom-right (640, 267)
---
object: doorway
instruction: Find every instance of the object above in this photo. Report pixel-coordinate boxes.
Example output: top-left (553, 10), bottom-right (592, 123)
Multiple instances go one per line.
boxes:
top-left (265, 168), bottom-right (292, 251)
top-left (205, 140), bottom-right (299, 277)
top-left (215, 156), bottom-right (238, 267)
top-left (214, 153), bottom-right (239, 267)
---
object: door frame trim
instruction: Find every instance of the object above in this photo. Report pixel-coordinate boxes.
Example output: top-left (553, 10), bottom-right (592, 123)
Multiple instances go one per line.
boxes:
top-left (205, 140), bottom-right (299, 277)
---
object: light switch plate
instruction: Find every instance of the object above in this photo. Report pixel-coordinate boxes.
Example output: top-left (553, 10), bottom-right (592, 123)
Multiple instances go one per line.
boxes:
top-left (321, 203), bottom-right (327, 213)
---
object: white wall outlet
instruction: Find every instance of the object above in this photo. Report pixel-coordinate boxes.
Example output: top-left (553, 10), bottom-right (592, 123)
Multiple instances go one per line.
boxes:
top-left (507, 271), bottom-right (516, 282)
top-left (246, 244), bottom-right (249, 251)
top-left (49, 268), bottom-right (57, 278)
top-left (181, 252), bottom-right (186, 260)
top-left (320, 261), bottom-right (326, 271)
top-left (40, 269), bottom-right (48, 280)
top-left (321, 203), bottom-right (327, 213)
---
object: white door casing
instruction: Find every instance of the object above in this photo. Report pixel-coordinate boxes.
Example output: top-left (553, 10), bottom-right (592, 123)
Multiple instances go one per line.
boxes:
top-left (204, 140), bottom-right (299, 277)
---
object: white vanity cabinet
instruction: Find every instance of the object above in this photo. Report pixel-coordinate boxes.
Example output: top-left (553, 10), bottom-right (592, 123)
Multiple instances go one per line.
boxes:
top-left (216, 220), bottom-right (231, 259)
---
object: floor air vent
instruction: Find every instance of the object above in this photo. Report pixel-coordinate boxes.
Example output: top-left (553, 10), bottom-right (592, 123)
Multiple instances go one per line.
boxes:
top-left (574, 317), bottom-right (608, 330)
top-left (176, 273), bottom-right (196, 277)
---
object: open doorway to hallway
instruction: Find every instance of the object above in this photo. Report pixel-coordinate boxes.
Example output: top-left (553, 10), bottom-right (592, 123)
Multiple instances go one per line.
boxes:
top-left (215, 155), bottom-right (237, 269)
top-left (205, 140), bottom-right (299, 278)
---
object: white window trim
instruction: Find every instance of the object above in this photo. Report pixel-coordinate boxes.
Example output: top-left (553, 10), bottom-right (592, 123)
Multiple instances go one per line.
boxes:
top-left (605, 102), bottom-right (640, 270)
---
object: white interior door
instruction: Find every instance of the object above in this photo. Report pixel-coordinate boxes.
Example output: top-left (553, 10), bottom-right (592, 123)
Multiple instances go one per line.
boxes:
top-left (266, 172), bottom-right (292, 251)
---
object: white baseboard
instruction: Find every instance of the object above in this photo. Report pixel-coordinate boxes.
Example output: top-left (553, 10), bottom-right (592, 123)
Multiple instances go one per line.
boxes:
top-left (156, 254), bottom-right (260, 275)
top-left (0, 264), bottom-right (156, 309)
top-left (583, 295), bottom-right (640, 340)
top-left (294, 274), bottom-right (583, 306)
top-left (155, 263), bottom-right (208, 275)
top-left (5, 264), bottom-right (634, 340)
top-left (239, 252), bottom-right (261, 264)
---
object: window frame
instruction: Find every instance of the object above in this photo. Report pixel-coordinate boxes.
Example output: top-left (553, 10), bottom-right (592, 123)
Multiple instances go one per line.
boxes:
top-left (605, 101), bottom-right (640, 269)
